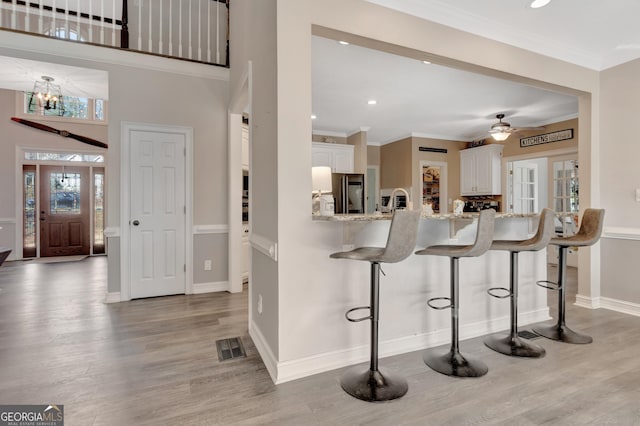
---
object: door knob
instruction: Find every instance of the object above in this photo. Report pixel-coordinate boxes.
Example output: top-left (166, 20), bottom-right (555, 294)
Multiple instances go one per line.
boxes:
top-left (132, 220), bottom-right (140, 226)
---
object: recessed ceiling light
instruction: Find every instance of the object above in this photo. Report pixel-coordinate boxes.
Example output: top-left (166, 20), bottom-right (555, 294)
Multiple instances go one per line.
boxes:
top-left (530, 0), bottom-right (551, 8)
top-left (311, 115), bottom-right (317, 120)
top-left (367, 100), bottom-right (377, 105)
top-left (423, 60), bottom-right (431, 64)
top-left (338, 41), bottom-right (349, 45)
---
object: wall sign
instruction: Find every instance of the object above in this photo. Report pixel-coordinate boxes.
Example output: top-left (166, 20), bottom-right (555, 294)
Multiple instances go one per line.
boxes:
top-left (520, 129), bottom-right (573, 148)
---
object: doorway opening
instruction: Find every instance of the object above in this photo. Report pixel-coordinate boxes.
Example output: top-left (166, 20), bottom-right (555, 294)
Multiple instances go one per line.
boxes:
top-left (420, 161), bottom-right (447, 213)
top-left (21, 151), bottom-right (105, 259)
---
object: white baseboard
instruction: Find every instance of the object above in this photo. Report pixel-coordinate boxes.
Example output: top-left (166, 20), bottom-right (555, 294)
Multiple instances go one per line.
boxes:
top-left (104, 292), bottom-right (121, 303)
top-left (576, 294), bottom-right (640, 317)
top-left (192, 281), bottom-right (229, 294)
top-left (273, 308), bottom-right (550, 385)
top-left (575, 294), bottom-right (600, 309)
top-left (249, 321), bottom-right (278, 383)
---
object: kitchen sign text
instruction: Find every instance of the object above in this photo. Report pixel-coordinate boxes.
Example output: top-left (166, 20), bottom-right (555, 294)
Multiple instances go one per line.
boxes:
top-left (520, 129), bottom-right (573, 148)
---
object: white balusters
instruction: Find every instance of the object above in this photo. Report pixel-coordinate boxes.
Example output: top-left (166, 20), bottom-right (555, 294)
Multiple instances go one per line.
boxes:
top-left (38, 0), bottom-right (43, 34)
top-left (197, 0), bottom-right (201, 61)
top-left (169, 0), bottom-right (173, 56)
top-left (51, 0), bottom-right (56, 37)
top-left (215, 0), bottom-right (219, 64)
top-left (0, 0), bottom-right (228, 66)
top-left (137, 0), bottom-right (141, 50)
top-left (158, 0), bottom-right (163, 54)
top-left (88, 0), bottom-right (93, 43)
top-left (25, 0), bottom-right (30, 32)
top-left (75, 0), bottom-right (80, 41)
top-left (64, 0), bottom-right (69, 39)
top-left (188, 0), bottom-right (192, 59)
top-left (178, 0), bottom-right (182, 58)
top-left (100, 0), bottom-right (104, 45)
top-left (111, 0), bottom-right (115, 46)
top-left (147, 0), bottom-right (152, 52)
top-left (12, 0), bottom-right (17, 30)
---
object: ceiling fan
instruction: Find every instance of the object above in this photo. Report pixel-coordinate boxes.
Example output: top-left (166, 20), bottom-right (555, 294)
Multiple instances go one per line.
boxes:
top-left (488, 113), bottom-right (544, 141)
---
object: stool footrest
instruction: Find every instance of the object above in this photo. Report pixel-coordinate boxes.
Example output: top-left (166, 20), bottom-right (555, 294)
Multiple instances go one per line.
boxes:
top-left (427, 297), bottom-right (452, 310)
top-left (536, 280), bottom-right (560, 291)
top-left (345, 306), bottom-right (371, 322)
top-left (487, 287), bottom-right (511, 299)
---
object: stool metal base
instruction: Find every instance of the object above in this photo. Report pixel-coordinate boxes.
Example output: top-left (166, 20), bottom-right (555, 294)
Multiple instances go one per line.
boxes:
top-left (340, 366), bottom-right (408, 402)
top-left (424, 349), bottom-right (488, 378)
top-left (484, 333), bottom-right (546, 358)
top-left (532, 323), bottom-right (593, 344)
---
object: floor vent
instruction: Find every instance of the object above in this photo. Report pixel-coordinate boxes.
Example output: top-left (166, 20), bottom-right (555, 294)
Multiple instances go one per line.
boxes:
top-left (216, 337), bottom-right (246, 361)
top-left (518, 330), bottom-right (541, 340)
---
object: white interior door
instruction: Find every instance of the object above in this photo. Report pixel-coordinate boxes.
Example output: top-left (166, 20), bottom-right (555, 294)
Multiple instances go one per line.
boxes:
top-left (129, 130), bottom-right (186, 298)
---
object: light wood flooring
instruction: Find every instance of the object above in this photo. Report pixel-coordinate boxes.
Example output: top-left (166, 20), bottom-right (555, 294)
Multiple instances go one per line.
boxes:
top-left (1, 258), bottom-right (639, 425)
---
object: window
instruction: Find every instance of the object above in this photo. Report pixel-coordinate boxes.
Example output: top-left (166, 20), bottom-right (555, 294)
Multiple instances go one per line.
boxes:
top-left (23, 166), bottom-right (36, 258)
top-left (24, 152), bottom-right (104, 163)
top-left (49, 172), bottom-right (82, 215)
top-left (23, 92), bottom-right (107, 122)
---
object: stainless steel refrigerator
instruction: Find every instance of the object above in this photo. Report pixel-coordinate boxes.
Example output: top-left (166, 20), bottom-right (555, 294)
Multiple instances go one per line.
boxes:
top-left (332, 173), bottom-right (365, 214)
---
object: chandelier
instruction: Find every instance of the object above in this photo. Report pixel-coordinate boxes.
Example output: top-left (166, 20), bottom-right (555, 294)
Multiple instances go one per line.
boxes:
top-left (29, 76), bottom-right (64, 114)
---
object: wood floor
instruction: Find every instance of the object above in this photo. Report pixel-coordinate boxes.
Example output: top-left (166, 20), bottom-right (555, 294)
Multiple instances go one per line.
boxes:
top-left (1, 258), bottom-right (639, 425)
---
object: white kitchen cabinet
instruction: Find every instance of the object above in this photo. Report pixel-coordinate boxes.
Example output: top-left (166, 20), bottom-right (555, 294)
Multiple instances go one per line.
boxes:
top-left (241, 224), bottom-right (249, 282)
top-left (312, 142), bottom-right (354, 173)
top-left (460, 144), bottom-right (503, 196)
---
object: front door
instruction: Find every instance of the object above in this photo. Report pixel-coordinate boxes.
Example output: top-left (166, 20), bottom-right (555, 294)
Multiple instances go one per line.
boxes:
top-left (129, 129), bottom-right (186, 298)
top-left (39, 165), bottom-right (90, 257)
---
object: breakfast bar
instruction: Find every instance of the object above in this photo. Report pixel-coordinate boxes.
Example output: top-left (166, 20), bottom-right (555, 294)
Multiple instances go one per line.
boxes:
top-left (312, 211), bottom-right (551, 361)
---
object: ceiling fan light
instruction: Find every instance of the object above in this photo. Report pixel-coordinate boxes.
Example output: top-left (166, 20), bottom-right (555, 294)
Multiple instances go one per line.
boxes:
top-left (491, 132), bottom-right (510, 142)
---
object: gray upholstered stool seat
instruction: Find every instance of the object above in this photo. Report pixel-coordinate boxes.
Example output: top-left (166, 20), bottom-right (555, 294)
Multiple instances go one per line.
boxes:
top-left (533, 208), bottom-right (605, 344)
top-left (415, 209), bottom-right (495, 378)
top-left (484, 208), bottom-right (555, 358)
top-left (330, 209), bottom-right (420, 402)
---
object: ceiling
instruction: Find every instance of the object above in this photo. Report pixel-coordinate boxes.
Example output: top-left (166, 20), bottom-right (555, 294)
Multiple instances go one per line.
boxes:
top-left (313, 0), bottom-right (640, 145)
top-left (0, 56), bottom-right (108, 99)
top-left (312, 36), bottom-right (578, 144)
top-left (365, 0), bottom-right (640, 71)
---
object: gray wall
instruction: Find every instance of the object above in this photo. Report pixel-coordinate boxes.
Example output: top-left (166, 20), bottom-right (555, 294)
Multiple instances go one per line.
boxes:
top-left (599, 58), bottom-right (640, 305)
top-left (230, 0), bottom-right (280, 359)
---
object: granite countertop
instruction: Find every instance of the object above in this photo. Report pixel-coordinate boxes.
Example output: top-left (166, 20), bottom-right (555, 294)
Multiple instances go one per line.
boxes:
top-left (312, 211), bottom-right (541, 222)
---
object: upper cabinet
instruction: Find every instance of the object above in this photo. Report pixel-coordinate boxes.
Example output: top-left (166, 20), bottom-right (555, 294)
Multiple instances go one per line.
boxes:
top-left (312, 142), bottom-right (354, 173)
top-left (460, 144), bottom-right (503, 196)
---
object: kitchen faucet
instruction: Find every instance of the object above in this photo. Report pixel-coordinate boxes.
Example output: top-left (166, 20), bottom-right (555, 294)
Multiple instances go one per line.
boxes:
top-left (390, 187), bottom-right (413, 211)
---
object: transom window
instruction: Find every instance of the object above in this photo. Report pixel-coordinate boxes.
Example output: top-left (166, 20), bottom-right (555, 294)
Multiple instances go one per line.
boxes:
top-left (24, 92), bottom-right (106, 121)
top-left (24, 151), bottom-right (104, 163)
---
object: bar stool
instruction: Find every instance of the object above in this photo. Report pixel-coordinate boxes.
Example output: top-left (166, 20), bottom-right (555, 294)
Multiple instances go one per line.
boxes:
top-left (484, 208), bottom-right (555, 358)
top-left (533, 208), bottom-right (605, 344)
top-left (330, 209), bottom-right (420, 402)
top-left (415, 209), bottom-right (495, 378)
